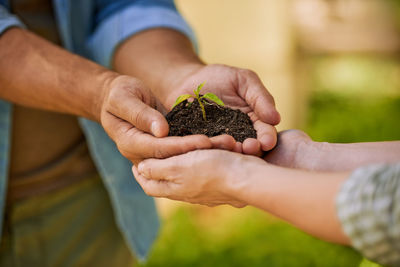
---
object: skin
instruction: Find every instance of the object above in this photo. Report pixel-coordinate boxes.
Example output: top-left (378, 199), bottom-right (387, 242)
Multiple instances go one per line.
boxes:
top-left (0, 27), bottom-right (280, 166)
top-left (113, 29), bottom-right (280, 154)
top-left (264, 130), bottom-right (400, 171)
top-left (134, 130), bottom-right (400, 244)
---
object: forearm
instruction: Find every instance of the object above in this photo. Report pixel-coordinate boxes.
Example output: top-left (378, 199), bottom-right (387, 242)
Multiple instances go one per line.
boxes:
top-left (0, 28), bottom-right (117, 121)
top-left (301, 141), bottom-right (400, 172)
top-left (229, 160), bottom-right (351, 244)
top-left (113, 28), bottom-right (204, 108)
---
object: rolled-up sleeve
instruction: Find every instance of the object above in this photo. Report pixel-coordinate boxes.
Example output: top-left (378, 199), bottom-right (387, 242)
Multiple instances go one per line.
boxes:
top-left (336, 163), bottom-right (400, 267)
top-left (0, 5), bottom-right (25, 35)
top-left (86, 0), bottom-right (196, 67)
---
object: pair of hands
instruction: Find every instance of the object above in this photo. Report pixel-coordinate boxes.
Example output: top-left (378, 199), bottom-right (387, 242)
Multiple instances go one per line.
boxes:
top-left (133, 130), bottom-right (314, 207)
top-left (99, 64), bottom-right (280, 166)
top-left (99, 63), bottom-right (313, 207)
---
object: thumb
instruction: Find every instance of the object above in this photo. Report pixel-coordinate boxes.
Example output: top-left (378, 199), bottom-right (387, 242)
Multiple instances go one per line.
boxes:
top-left (239, 70), bottom-right (281, 125)
top-left (132, 98), bottom-right (169, 137)
top-left (107, 91), bottom-right (169, 137)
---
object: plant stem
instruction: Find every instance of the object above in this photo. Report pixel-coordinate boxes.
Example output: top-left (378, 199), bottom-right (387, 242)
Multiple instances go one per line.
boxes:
top-left (197, 98), bottom-right (207, 121)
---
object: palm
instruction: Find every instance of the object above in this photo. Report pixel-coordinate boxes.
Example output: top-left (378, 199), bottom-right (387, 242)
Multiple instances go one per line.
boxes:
top-left (164, 64), bottom-right (280, 152)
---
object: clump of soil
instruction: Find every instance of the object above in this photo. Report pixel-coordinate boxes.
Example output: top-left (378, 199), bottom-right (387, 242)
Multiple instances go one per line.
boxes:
top-left (166, 99), bottom-right (257, 143)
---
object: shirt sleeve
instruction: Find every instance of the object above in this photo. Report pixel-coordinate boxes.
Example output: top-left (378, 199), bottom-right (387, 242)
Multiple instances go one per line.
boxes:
top-left (86, 0), bottom-right (196, 67)
top-left (0, 5), bottom-right (25, 35)
top-left (336, 163), bottom-right (400, 267)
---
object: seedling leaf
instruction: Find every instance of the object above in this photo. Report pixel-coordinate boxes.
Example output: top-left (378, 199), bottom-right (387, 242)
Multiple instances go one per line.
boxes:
top-left (202, 93), bottom-right (225, 106)
top-left (172, 94), bottom-right (193, 108)
top-left (172, 82), bottom-right (221, 121)
top-left (194, 82), bottom-right (205, 97)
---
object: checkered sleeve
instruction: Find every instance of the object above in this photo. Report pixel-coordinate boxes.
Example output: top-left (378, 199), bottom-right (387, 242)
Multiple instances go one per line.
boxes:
top-left (336, 163), bottom-right (400, 267)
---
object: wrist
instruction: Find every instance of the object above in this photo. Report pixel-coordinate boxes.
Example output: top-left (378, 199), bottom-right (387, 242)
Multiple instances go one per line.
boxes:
top-left (224, 155), bottom-right (267, 204)
top-left (294, 139), bottom-right (331, 171)
top-left (305, 141), bottom-right (346, 171)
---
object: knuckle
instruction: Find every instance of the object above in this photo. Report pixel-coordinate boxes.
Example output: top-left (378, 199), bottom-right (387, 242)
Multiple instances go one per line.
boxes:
top-left (239, 68), bottom-right (256, 77)
top-left (117, 145), bottom-right (131, 159)
top-left (142, 186), bottom-right (154, 197)
top-left (116, 139), bottom-right (135, 161)
top-left (153, 148), bottom-right (170, 159)
top-left (141, 183), bottom-right (160, 198)
top-left (146, 166), bottom-right (154, 180)
top-left (130, 79), bottom-right (153, 104)
top-left (130, 105), bottom-right (148, 127)
top-left (106, 86), bottom-right (121, 107)
top-left (251, 93), bottom-right (262, 105)
top-left (153, 149), bottom-right (164, 159)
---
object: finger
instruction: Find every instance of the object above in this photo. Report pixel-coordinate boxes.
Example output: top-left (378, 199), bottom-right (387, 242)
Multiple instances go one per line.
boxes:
top-left (242, 138), bottom-right (262, 156)
top-left (138, 157), bottom-right (181, 182)
top-left (108, 90), bottom-right (169, 137)
top-left (133, 166), bottom-right (171, 197)
top-left (129, 129), bottom-right (212, 162)
top-left (234, 142), bottom-right (243, 153)
top-left (101, 110), bottom-right (133, 142)
top-left (210, 135), bottom-right (236, 151)
top-left (238, 69), bottom-right (281, 125)
top-left (253, 120), bottom-right (277, 151)
top-left (102, 111), bottom-right (214, 164)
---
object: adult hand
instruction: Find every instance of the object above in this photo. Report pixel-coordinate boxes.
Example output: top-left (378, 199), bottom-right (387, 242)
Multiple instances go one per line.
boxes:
top-left (161, 64), bottom-right (281, 155)
top-left (133, 149), bottom-right (259, 207)
top-left (100, 75), bottom-right (236, 166)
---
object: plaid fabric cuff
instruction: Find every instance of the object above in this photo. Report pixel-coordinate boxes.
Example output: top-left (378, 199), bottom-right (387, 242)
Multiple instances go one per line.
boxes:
top-left (336, 163), bottom-right (400, 267)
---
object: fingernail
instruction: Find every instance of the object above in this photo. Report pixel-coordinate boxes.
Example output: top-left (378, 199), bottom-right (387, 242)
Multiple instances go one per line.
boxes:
top-left (138, 162), bottom-right (145, 174)
top-left (260, 135), bottom-right (272, 149)
top-left (272, 110), bottom-right (281, 124)
top-left (151, 121), bottom-right (159, 137)
top-left (138, 162), bottom-right (151, 178)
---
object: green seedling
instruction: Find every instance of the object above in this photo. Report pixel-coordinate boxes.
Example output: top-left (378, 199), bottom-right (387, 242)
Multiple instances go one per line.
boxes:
top-left (172, 82), bottom-right (225, 121)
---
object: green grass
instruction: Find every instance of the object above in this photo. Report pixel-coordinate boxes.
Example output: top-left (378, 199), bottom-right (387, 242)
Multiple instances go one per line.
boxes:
top-left (142, 206), bottom-right (362, 267)
top-left (305, 55), bottom-right (400, 143)
top-left (305, 92), bottom-right (400, 143)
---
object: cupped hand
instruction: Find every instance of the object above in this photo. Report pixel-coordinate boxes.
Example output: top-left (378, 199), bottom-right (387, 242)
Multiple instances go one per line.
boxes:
top-left (100, 75), bottom-right (237, 166)
top-left (133, 149), bottom-right (256, 208)
top-left (161, 64), bottom-right (281, 155)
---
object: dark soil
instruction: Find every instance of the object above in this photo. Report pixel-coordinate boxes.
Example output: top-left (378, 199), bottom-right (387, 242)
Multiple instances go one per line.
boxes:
top-left (166, 99), bottom-right (257, 143)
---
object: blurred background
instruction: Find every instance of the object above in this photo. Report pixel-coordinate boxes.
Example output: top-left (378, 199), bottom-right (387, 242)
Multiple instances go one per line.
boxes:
top-left (141, 0), bottom-right (400, 266)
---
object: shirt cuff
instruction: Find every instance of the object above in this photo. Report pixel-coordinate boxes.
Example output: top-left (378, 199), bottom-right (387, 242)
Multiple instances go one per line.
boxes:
top-left (336, 163), bottom-right (400, 267)
top-left (0, 5), bottom-right (26, 35)
top-left (86, 5), bottom-right (196, 67)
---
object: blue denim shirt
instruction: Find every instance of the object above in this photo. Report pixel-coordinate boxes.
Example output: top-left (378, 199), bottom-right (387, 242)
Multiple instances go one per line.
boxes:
top-left (0, 0), bottom-right (195, 260)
